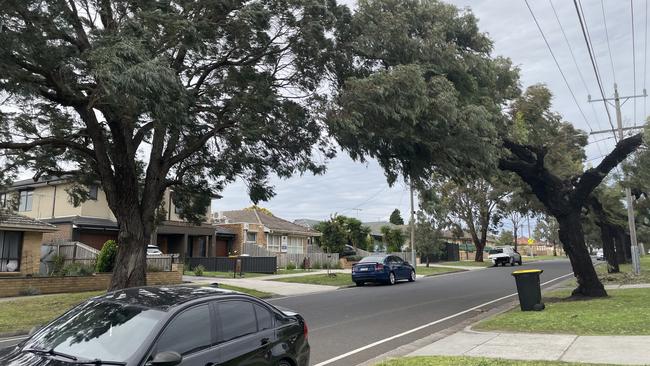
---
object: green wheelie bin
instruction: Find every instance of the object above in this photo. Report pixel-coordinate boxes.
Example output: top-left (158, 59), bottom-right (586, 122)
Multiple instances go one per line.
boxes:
top-left (512, 269), bottom-right (545, 311)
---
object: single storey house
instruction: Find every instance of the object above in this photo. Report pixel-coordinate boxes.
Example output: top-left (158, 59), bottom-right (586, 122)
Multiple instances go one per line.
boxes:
top-left (0, 209), bottom-right (56, 276)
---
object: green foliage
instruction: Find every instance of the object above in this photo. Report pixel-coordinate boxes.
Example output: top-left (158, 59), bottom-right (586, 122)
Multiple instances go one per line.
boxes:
top-left (193, 264), bottom-right (205, 276)
top-left (50, 254), bottom-right (66, 276)
top-left (380, 225), bottom-right (405, 252)
top-left (286, 262), bottom-right (297, 271)
top-left (389, 209), bottom-right (405, 225)
top-left (95, 240), bottom-right (118, 273)
top-left (345, 255), bottom-right (362, 262)
top-left (62, 263), bottom-right (95, 277)
top-left (312, 261), bottom-right (322, 269)
top-left (315, 215), bottom-right (372, 253)
top-left (497, 230), bottom-right (515, 247)
top-left (329, 0), bottom-right (520, 185)
top-left (244, 205), bottom-right (274, 217)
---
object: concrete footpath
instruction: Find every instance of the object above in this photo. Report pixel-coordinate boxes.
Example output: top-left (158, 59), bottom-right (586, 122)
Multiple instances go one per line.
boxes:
top-left (183, 275), bottom-right (340, 296)
top-left (410, 328), bottom-right (650, 365)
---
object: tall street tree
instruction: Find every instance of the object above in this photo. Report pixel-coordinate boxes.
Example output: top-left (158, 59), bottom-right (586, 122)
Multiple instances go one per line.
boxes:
top-left (499, 85), bottom-right (644, 297)
top-left (0, 0), bottom-right (346, 289)
top-left (389, 208), bottom-right (405, 225)
top-left (327, 0), bottom-right (520, 189)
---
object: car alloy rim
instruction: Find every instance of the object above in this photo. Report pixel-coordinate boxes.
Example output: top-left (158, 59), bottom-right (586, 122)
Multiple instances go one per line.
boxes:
top-left (390, 273), bottom-right (395, 284)
top-left (411, 271), bottom-right (415, 280)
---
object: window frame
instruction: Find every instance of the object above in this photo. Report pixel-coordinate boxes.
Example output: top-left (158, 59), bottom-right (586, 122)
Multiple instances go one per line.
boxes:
top-left (0, 231), bottom-right (23, 272)
top-left (18, 190), bottom-right (33, 212)
top-left (287, 236), bottom-right (304, 254)
top-left (267, 234), bottom-right (281, 252)
top-left (87, 185), bottom-right (98, 200)
top-left (245, 231), bottom-right (257, 243)
top-left (151, 302), bottom-right (216, 358)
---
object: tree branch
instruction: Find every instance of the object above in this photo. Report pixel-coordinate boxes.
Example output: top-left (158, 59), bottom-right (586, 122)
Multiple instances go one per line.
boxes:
top-left (0, 136), bottom-right (94, 158)
top-left (574, 133), bottom-right (644, 203)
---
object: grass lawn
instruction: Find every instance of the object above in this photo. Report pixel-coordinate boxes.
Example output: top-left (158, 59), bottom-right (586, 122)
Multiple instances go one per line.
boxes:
top-left (474, 288), bottom-right (650, 335)
top-left (416, 266), bottom-right (465, 276)
top-left (377, 356), bottom-right (612, 366)
top-left (0, 291), bottom-right (103, 334)
top-left (217, 284), bottom-right (273, 299)
top-left (439, 260), bottom-right (491, 268)
top-left (273, 273), bottom-right (354, 287)
top-left (524, 255), bottom-right (568, 262)
top-left (193, 271), bottom-right (269, 278)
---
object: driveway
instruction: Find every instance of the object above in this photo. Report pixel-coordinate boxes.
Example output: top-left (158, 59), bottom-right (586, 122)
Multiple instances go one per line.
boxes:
top-left (183, 275), bottom-right (340, 296)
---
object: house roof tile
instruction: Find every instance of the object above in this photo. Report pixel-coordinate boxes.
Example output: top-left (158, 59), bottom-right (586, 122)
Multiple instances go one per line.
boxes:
top-left (0, 209), bottom-right (57, 232)
top-left (220, 209), bottom-right (320, 236)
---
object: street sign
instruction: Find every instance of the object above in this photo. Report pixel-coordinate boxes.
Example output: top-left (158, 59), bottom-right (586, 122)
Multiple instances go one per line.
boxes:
top-left (527, 238), bottom-right (535, 245)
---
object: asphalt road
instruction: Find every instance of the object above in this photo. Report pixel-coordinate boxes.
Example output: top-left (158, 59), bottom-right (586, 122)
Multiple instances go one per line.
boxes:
top-left (0, 260), bottom-right (574, 365)
top-left (267, 259), bottom-right (573, 366)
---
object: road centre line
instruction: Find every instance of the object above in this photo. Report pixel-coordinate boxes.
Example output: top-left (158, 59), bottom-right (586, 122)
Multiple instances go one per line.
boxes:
top-left (313, 272), bottom-right (575, 366)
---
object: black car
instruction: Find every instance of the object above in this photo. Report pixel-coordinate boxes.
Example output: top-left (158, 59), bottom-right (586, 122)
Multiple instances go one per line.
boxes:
top-left (0, 286), bottom-right (309, 366)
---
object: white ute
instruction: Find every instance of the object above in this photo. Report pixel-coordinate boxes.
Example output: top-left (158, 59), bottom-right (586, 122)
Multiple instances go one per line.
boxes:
top-left (488, 245), bottom-right (522, 267)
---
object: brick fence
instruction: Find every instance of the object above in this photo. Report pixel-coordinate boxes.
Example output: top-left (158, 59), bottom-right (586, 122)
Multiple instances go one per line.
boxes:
top-left (0, 264), bottom-right (184, 298)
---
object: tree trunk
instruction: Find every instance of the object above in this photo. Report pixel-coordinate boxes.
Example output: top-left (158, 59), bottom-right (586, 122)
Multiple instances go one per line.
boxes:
top-left (599, 224), bottom-right (619, 273)
top-left (552, 240), bottom-right (557, 256)
top-left (513, 225), bottom-right (518, 252)
top-left (474, 238), bottom-right (485, 262)
top-left (614, 229), bottom-right (629, 264)
top-left (557, 212), bottom-right (607, 297)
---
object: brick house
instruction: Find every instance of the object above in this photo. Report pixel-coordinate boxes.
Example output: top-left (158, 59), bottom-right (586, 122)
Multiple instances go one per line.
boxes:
top-left (0, 209), bottom-right (56, 276)
top-left (214, 209), bottom-right (320, 256)
top-left (1, 177), bottom-right (215, 258)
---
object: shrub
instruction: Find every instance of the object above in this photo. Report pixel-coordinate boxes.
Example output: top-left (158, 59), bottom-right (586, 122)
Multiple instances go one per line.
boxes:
top-left (193, 264), bottom-right (205, 276)
top-left (312, 261), bottom-right (322, 269)
top-left (63, 262), bottom-right (95, 276)
top-left (96, 240), bottom-right (118, 273)
top-left (19, 286), bottom-right (42, 296)
top-left (50, 254), bottom-right (66, 276)
top-left (346, 255), bottom-right (362, 262)
top-left (332, 261), bottom-right (343, 269)
top-left (286, 262), bottom-right (296, 270)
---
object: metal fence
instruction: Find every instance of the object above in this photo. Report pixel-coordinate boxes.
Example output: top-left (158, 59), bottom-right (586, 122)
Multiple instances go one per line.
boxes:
top-left (147, 254), bottom-right (179, 272)
top-left (187, 256), bottom-right (277, 274)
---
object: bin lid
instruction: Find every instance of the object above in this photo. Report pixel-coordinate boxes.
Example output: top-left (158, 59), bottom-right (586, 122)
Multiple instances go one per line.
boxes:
top-left (511, 269), bottom-right (543, 275)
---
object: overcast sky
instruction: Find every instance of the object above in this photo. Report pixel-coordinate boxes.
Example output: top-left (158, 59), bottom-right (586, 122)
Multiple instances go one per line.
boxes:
top-left (214, 0), bottom-right (646, 225)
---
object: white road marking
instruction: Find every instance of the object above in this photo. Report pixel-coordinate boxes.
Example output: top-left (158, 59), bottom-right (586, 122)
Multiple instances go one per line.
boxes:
top-left (313, 272), bottom-right (575, 366)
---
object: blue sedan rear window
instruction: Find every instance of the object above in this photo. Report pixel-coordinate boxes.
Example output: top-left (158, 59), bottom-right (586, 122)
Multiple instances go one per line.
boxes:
top-left (359, 256), bottom-right (386, 263)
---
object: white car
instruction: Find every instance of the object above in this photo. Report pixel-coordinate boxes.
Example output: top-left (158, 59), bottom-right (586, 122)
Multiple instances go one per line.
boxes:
top-left (147, 245), bottom-right (163, 255)
top-left (488, 246), bottom-right (522, 266)
top-left (596, 249), bottom-right (605, 261)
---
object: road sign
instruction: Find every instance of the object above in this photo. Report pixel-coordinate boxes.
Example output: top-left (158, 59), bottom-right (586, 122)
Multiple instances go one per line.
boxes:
top-left (527, 238), bottom-right (535, 245)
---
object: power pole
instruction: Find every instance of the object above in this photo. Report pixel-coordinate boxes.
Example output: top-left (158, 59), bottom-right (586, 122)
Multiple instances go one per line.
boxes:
top-left (588, 83), bottom-right (644, 274)
top-left (410, 181), bottom-right (416, 266)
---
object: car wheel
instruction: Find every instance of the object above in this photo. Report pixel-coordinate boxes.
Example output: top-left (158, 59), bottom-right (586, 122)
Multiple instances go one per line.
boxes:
top-left (278, 359), bottom-right (292, 366)
top-left (408, 270), bottom-right (416, 282)
top-left (388, 272), bottom-right (396, 285)
top-left (510, 257), bottom-right (515, 266)
top-left (518, 259), bottom-right (523, 265)
top-left (355, 281), bottom-right (364, 287)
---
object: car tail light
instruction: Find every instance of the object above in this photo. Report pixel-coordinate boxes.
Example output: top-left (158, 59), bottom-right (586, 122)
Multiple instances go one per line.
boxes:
top-left (303, 321), bottom-right (308, 340)
top-left (375, 263), bottom-right (384, 271)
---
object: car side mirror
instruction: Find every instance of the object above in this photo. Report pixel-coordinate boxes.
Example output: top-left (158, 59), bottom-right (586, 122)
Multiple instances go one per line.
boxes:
top-left (404, 261), bottom-right (410, 265)
top-left (148, 351), bottom-right (182, 366)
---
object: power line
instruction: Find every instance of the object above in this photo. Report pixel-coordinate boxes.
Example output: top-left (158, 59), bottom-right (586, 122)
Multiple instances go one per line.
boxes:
top-left (573, 0), bottom-right (618, 143)
top-left (634, 0), bottom-right (648, 126)
top-left (631, 0), bottom-right (638, 127)
top-left (600, 0), bottom-right (617, 83)
top-left (524, 0), bottom-right (593, 133)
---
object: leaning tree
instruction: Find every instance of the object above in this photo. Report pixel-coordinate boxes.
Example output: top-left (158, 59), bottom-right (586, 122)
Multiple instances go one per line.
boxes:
top-left (0, 0), bottom-right (347, 289)
top-left (499, 86), bottom-right (644, 297)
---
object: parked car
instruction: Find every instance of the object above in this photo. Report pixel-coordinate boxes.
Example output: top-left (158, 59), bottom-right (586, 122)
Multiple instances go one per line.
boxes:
top-left (340, 244), bottom-right (357, 257)
top-left (147, 245), bottom-right (163, 255)
top-left (596, 248), bottom-right (605, 261)
top-left (0, 286), bottom-right (309, 366)
top-left (488, 246), bottom-right (522, 266)
top-left (351, 255), bottom-right (415, 286)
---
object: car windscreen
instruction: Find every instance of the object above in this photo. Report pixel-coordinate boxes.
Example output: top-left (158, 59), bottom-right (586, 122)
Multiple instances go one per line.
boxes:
top-left (359, 256), bottom-right (386, 263)
top-left (24, 299), bottom-right (165, 362)
top-left (488, 249), bottom-right (503, 254)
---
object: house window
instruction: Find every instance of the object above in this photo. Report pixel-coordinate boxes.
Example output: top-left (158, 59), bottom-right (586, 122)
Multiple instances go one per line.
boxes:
top-left (246, 232), bottom-right (257, 243)
top-left (18, 190), bottom-right (33, 212)
top-left (0, 193), bottom-right (6, 208)
top-left (0, 231), bottom-right (23, 272)
top-left (88, 185), bottom-right (98, 200)
top-left (287, 236), bottom-right (304, 254)
top-left (267, 235), bottom-right (281, 252)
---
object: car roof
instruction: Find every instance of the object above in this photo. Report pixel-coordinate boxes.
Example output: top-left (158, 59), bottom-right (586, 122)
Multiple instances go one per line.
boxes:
top-left (95, 286), bottom-right (250, 310)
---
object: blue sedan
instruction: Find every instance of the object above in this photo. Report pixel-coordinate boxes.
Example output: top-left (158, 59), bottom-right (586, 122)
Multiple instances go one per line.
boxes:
top-left (351, 255), bottom-right (416, 286)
